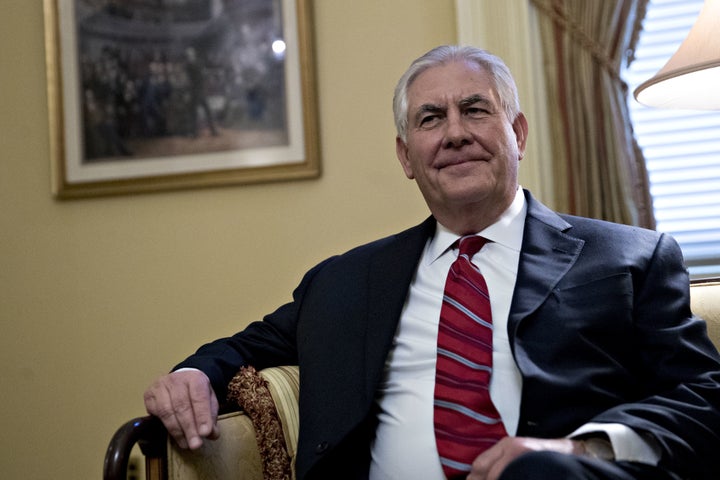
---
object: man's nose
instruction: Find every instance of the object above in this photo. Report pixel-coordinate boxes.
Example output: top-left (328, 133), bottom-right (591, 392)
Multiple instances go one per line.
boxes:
top-left (443, 113), bottom-right (472, 148)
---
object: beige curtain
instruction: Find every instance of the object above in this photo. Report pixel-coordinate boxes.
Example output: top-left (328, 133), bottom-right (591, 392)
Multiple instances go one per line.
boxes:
top-left (529, 0), bottom-right (655, 228)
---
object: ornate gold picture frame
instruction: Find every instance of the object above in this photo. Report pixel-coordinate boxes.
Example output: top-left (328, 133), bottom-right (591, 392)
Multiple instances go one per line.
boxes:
top-left (44, 0), bottom-right (320, 199)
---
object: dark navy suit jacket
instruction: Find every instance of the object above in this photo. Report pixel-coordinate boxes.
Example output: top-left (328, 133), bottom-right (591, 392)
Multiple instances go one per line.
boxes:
top-left (178, 190), bottom-right (720, 479)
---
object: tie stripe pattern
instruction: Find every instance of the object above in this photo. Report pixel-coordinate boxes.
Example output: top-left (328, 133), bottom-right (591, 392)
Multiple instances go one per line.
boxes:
top-left (434, 236), bottom-right (507, 478)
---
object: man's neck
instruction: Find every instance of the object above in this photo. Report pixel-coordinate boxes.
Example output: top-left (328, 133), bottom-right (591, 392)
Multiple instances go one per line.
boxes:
top-left (434, 197), bottom-right (516, 235)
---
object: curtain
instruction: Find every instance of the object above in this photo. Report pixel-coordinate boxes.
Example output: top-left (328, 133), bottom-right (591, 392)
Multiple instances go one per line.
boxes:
top-left (529, 0), bottom-right (655, 228)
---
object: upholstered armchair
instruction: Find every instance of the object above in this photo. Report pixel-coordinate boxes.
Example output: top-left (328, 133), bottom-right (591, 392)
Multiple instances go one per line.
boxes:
top-left (104, 279), bottom-right (720, 480)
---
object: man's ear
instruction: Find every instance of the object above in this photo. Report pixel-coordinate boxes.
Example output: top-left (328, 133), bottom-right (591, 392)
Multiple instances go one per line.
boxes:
top-left (396, 136), bottom-right (415, 179)
top-left (512, 112), bottom-right (529, 160)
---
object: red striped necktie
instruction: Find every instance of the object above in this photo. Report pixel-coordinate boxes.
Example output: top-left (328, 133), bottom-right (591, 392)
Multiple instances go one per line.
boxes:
top-left (433, 235), bottom-right (507, 478)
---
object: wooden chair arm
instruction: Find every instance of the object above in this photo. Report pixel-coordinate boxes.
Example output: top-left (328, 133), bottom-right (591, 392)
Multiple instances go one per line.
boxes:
top-left (103, 415), bottom-right (167, 480)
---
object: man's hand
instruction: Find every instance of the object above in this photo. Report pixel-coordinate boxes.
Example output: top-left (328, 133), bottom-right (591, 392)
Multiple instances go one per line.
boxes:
top-left (467, 437), bottom-right (585, 480)
top-left (144, 369), bottom-right (220, 450)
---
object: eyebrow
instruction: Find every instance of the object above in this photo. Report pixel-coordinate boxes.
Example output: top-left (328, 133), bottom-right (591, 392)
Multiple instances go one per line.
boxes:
top-left (414, 103), bottom-right (443, 119)
top-left (413, 94), bottom-right (495, 124)
top-left (459, 94), bottom-right (494, 110)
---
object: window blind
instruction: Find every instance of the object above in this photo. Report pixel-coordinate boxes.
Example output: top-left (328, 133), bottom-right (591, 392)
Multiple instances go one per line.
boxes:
top-left (624, 0), bottom-right (720, 277)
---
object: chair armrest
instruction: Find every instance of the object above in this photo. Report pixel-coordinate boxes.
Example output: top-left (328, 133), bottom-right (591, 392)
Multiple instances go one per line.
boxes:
top-left (103, 366), bottom-right (299, 480)
top-left (690, 278), bottom-right (720, 349)
top-left (103, 415), bottom-right (167, 480)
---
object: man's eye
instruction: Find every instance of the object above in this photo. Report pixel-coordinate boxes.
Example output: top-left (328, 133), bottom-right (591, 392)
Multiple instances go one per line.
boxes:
top-left (419, 115), bottom-right (439, 126)
top-left (466, 107), bottom-right (489, 117)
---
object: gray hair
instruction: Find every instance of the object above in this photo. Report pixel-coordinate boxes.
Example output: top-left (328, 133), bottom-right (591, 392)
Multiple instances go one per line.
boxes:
top-left (392, 45), bottom-right (521, 142)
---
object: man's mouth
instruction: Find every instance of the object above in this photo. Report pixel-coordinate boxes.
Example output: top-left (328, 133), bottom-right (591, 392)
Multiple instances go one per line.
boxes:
top-left (437, 157), bottom-right (488, 169)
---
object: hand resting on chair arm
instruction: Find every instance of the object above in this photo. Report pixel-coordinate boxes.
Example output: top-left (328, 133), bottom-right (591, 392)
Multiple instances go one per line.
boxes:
top-left (144, 368), bottom-right (220, 450)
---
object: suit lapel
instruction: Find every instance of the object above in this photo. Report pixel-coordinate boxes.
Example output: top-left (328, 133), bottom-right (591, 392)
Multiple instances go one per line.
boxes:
top-left (363, 217), bottom-right (435, 395)
top-left (508, 192), bottom-right (585, 338)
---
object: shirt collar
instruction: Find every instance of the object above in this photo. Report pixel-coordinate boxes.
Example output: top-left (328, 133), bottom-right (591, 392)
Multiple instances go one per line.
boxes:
top-left (427, 187), bottom-right (527, 264)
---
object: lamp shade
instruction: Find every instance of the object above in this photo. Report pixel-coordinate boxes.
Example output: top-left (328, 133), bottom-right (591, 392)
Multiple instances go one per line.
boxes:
top-left (634, 0), bottom-right (720, 109)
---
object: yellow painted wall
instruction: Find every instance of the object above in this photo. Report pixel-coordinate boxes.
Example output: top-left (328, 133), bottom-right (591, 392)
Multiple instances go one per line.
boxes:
top-left (0, 1), bottom-right (457, 478)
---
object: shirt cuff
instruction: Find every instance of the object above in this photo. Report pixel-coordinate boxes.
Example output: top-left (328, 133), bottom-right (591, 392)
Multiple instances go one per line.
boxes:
top-left (570, 422), bottom-right (661, 465)
top-left (173, 367), bottom-right (208, 376)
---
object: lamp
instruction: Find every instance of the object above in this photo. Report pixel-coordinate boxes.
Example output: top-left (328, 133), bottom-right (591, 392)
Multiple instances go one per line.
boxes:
top-left (634, 0), bottom-right (720, 109)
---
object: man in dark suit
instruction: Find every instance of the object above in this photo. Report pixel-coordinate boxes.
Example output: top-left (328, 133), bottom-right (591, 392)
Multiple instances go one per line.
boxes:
top-left (144, 46), bottom-right (720, 480)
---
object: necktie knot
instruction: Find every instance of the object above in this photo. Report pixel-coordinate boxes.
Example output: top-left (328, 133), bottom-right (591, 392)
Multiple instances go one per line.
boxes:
top-left (458, 235), bottom-right (488, 259)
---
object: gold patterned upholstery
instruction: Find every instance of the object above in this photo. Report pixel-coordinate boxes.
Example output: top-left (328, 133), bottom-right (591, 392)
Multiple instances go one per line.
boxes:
top-left (166, 410), bottom-right (265, 480)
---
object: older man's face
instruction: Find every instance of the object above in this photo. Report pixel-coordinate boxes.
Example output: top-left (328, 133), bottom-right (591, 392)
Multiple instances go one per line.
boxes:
top-left (396, 60), bottom-right (527, 225)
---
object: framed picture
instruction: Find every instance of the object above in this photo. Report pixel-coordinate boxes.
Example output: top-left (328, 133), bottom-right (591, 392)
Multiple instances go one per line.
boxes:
top-left (43, 0), bottom-right (320, 199)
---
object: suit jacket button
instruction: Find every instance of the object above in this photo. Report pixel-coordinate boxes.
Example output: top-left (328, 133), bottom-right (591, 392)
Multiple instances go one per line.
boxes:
top-left (315, 441), bottom-right (329, 454)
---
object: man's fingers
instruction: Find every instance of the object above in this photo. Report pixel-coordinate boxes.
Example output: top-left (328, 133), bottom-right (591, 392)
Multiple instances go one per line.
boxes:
top-left (467, 439), bottom-right (506, 480)
top-left (467, 437), bottom-right (584, 480)
top-left (144, 370), bottom-right (218, 450)
top-left (144, 377), bottom-right (190, 449)
top-left (209, 423), bottom-right (221, 440)
top-left (170, 382), bottom-right (203, 449)
top-left (186, 372), bottom-right (218, 439)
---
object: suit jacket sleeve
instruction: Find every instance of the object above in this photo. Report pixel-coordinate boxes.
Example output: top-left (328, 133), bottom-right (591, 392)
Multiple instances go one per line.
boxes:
top-left (592, 233), bottom-right (720, 476)
top-left (513, 215), bottom-right (720, 480)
